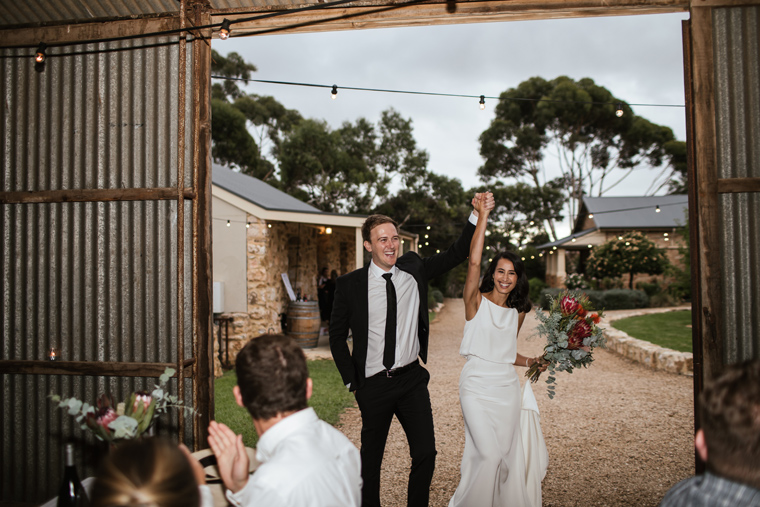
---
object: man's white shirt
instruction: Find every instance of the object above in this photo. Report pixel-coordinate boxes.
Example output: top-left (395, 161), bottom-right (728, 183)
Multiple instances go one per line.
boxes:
top-left (225, 407), bottom-right (361, 507)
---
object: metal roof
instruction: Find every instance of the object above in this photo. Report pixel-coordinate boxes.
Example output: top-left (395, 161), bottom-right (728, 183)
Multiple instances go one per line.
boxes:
top-left (536, 227), bottom-right (597, 250)
top-left (212, 163), bottom-right (323, 213)
top-left (580, 195), bottom-right (689, 230)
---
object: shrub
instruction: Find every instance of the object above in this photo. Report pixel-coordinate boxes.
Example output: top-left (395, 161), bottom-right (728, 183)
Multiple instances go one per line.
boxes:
top-left (636, 280), bottom-right (661, 298)
top-left (565, 273), bottom-right (592, 290)
top-left (427, 290), bottom-right (437, 310)
top-left (431, 289), bottom-right (444, 304)
top-left (603, 289), bottom-right (649, 309)
top-left (538, 287), bottom-right (648, 310)
top-left (528, 278), bottom-right (547, 305)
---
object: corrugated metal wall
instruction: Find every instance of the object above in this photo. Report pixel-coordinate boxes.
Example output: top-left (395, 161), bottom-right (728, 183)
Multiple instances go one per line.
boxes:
top-left (1, 37), bottom-right (196, 503)
top-left (712, 6), bottom-right (760, 364)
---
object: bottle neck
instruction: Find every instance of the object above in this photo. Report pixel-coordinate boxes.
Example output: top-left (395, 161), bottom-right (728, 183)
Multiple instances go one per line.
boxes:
top-left (64, 444), bottom-right (75, 467)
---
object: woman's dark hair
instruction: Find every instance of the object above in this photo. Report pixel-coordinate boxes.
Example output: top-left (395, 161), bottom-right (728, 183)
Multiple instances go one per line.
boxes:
top-left (90, 437), bottom-right (200, 507)
top-left (479, 251), bottom-right (532, 313)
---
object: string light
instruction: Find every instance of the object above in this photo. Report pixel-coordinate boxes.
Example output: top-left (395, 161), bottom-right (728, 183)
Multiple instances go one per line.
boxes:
top-left (268, 223), bottom-right (272, 228)
top-left (246, 222), bottom-right (250, 228)
top-left (588, 244), bottom-right (593, 249)
top-left (664, 232), bottom-right (669, 236)
top-left (226, 220), bottom-right (231, 227)
top-left (616, 103), bottom-right (624, 117)
top-left (655, 205), bottom-right (661, 213)
top-left (571, 237), bottom-right (576, 242)
top-left (588, 213), bottom-right (594, 219)
top-left (426, 226), bottom-right (431, 230)
top-left (35, 43), bottom-right (47, 63)
top-left (325, 227), bottom-right (332, 234)
top-left (479, 95), bottom-right (485, 110)
top-left (331, 85), bottom-right (338, 100)
top-left (219, 19), bottom-right (232, 40)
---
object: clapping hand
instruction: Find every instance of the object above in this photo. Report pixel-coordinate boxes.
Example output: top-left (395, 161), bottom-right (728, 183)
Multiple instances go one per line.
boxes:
top-left (208, 420), bottom-right (250, 493)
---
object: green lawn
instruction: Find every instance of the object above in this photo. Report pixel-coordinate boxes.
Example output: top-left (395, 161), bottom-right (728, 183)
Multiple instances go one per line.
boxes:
top-left (214, 358), bottom-right (355, 448)
top-left (611, 310), bottom-right (693, 352)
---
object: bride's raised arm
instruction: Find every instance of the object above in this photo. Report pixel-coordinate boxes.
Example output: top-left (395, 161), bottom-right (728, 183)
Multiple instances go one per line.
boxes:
top-left (463, 192), bottom-right (493, 321)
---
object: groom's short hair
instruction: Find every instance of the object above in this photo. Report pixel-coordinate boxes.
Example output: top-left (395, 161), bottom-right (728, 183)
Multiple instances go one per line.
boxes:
top-left (700, 358), bottom-right (760, 486)
top-left (235, 334), bottom-right (309, 421)
top-left (361, 214), bottom-right (398, 243)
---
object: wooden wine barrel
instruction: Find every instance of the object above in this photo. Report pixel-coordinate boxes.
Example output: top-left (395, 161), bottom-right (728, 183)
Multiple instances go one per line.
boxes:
top-left (287, 300), bottom-right (321, 349)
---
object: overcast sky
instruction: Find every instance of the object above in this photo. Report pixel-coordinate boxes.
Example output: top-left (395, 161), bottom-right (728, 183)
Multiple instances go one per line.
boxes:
top-left (213, 11), bottom-right (689, 235)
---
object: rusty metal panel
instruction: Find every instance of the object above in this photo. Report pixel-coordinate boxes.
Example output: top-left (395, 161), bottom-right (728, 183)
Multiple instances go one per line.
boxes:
top-left (0, 0), bottom-right (180, 27)
top-left (713, 6), bottom-right (760, 365)
top-left (1, 36), bottom-right (195, 503)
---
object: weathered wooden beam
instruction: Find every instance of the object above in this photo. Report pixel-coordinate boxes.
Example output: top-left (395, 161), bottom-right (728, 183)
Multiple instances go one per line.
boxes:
top-left (0, 188), bottom-right (196, 204)
top-left (212, 0), bottom-right (689, 36)
top-left (191, 7), bottom-right (215, 449)
top-left (717, 177), bottom-right (760, 194)
top-left (0, 359), bottom-right (196, 377)
top-left (0, 16), bottom-right (183, 48)
top-left (689, 6), bottom-right (723, 382)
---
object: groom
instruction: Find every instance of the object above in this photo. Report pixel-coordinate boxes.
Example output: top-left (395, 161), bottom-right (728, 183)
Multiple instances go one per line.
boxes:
top-left (329, 193), bottom-right (492, 507)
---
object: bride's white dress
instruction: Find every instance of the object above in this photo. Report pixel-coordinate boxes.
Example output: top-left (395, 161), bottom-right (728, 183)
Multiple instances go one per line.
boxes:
top-left (448, 296), bottom-right (548, 507)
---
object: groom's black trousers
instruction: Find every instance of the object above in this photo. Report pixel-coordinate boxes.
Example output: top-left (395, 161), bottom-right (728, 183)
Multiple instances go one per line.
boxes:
top-left (354, 363), bottom-right (437, 507)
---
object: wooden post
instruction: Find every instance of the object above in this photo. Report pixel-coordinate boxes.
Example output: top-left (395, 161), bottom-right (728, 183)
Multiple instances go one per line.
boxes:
top-left (189, 0), bottom-right (214, 449)
top-left (689, 6), bottom-right (723, 383)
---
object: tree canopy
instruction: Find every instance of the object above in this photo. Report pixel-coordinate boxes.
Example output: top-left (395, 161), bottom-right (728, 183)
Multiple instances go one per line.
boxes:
top-left (277, 109), bottom-right (429, 214)
top-left (479, 76), bottom-right (687, 241)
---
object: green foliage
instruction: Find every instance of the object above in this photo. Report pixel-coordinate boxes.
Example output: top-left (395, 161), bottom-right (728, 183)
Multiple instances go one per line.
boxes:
top-left (612, 310), bottom-right (692, 352)
top-left (211, 50), bottom-right (302, 181)
top-left (603, 289), bottom-right (649, 309)
top-left (538, 288), bottom-right (648, 310)
top-left (211, 99), bottom-right (262, 177)
top-left (278, 109), bottom-right (429, 214)
top-left (666, 217), bottom-right (691, 301)
top-left (528, 277), bottom-right (547, 304)
top-left (586, 232), bottom-right (669, 289)
top-left (214, 359), bottom-right (355, 448)
top-left (479, 76), bottom-right (684, 240)
top-left (564, 273), bottom-right (592, 290)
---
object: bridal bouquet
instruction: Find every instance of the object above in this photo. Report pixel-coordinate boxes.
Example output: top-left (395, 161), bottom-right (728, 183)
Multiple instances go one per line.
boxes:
top-left (526, 291), bottom-right (606, 398)
top-left (50, 367), bottom-right (193, 442)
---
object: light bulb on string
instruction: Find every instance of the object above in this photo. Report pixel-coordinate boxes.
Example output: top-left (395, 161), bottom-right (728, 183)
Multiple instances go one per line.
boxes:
top-left (246, 222), bottom-right (250, 228)
top-left (35, 42), bottom-right (47, 63)
top-left (226, 220), bottom-right (231, 227)
top-left (615, 102), bottom-right (624, 117)
top-left (479, 95), bottom-right (485, 110)
top-left (655, 205), bottom-right (661, 213)
top-left (219, 19), bottom-right (231, 40)
top-left (331, 85), bottom-right (338, 100)
top-left (588, 213), bottom-right (594, 219)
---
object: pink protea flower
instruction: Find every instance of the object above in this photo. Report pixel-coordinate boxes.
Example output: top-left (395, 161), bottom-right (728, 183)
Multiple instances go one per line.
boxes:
top-left (568, 320), bottom-right (592, 350)
top-left (132, 392), bottom-right (152, 413)
top-left (559, 296), bottom-right (579, 316)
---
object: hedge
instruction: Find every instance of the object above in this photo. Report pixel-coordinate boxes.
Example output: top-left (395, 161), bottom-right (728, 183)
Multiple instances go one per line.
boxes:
top-left (537, 288), bottom-right (650, 310)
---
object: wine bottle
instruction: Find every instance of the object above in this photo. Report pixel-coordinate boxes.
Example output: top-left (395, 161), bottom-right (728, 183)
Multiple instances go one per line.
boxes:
top-left (57, 444), bottom-right (90, 507)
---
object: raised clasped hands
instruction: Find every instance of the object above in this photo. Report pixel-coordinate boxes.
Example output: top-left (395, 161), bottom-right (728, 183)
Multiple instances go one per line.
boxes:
top-left (208, 420), bottom-right (250, 494)
top-left (472, 191), bottom-right (495, 216)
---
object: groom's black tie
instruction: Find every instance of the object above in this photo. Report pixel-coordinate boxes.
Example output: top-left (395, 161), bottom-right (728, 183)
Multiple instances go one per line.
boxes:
top-left (382, 273), bottom-right (397, 371)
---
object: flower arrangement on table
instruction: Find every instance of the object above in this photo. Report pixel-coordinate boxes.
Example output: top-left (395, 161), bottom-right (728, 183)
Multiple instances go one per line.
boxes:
top-left (50, 368), bottom-right (193, 442)
top-left (526, 291), bottom-right (606, 399)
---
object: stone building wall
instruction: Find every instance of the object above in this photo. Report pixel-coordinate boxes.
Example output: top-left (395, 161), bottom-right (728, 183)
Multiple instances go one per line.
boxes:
top-left (213, 220), bottom-right (356, 376)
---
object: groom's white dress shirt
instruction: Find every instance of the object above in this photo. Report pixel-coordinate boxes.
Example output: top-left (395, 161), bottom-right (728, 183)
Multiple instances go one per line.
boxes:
top-left (225, 407), bottom-right (361, 507)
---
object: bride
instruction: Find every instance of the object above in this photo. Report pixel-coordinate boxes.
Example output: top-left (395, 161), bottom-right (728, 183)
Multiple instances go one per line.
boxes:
top-left (449, 192), bottom-right (548, 507)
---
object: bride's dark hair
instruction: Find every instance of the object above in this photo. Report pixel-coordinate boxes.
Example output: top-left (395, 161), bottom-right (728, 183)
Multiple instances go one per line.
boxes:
top-left (479, 251), bottom-right (532, 313)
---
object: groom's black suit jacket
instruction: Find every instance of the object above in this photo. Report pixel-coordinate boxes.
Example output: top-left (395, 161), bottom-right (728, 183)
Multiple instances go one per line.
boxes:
top-left (329, 219), bottom-right (476, 390)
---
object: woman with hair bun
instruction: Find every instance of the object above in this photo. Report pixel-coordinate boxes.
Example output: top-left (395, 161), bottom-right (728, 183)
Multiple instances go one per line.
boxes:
top-left (90, 437), bottom-right (212, 507)
top-left (448, 192), bottom-right (548, 507)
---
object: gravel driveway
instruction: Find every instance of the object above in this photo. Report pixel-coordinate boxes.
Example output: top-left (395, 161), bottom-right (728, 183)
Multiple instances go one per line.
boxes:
top-left (336, 298), bottom-right (695, 506)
